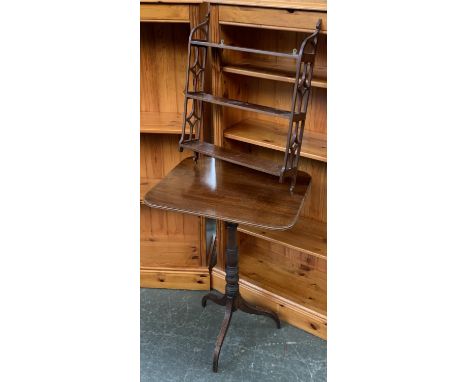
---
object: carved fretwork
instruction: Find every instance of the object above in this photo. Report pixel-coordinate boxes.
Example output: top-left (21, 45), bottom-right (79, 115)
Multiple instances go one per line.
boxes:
top-left (281, 19), bottom-right (322, 190)
top-left (179, 13), bottom-right (210, 152)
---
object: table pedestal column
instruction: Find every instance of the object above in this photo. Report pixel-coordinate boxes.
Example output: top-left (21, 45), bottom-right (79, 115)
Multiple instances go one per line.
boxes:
top-left (201, 221), bottom-right (281, 372)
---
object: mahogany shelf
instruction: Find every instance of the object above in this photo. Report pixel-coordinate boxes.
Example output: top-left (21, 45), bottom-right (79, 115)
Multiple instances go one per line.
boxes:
top-left (191, 40), bottom-right (299, 59)
top-left (180, 140), bottom-right (282, 176)
top-left (222, 64), bottom-right (327, 88)
top-left (186, 92), bottom-right (304, 121)
top-left (224, 118), bottom-right (327, 162)
top-left (140, 111), bottom-right (182, 134)
top-left (238, 239), bottom-right (327, 317)
top-left (239, 215), bottom-right (327, 260)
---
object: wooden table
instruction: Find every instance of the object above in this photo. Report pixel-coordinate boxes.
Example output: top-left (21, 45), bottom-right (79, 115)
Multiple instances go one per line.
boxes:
top-left (144, 156), bottom-right (311, 372)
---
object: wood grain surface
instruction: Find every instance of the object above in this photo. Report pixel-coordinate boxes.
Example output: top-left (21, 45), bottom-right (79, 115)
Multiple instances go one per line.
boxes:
top-left (180, 140), bottom-right (283, 175)
top-left (140, 4), bottom-right (190, 22)
top-left (144, 157), bottom-right (311, 230)
top-left (218, 5), bottom-right (327, 32)
top-left (209, 0), bottom-right (326, 12)
top-left (140, 111), bottom-right (182, 134)
top-left (224, 118), bottom-right (327, 162)
top-left (222, 63), bottom-right (327, 88)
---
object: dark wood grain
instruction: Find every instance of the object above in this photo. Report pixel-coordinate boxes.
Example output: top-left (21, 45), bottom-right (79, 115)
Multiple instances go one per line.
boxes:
top-left (186, 92), bottom-right (305, 121)
top-left (180, 141), bottom-right (282, 175)
top-left (144, 157), bottom-right (311, 230)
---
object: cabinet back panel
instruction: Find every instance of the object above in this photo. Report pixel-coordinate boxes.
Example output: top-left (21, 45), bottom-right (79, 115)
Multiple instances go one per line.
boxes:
top-left (141, 207), bottom-right (200, 268)
top-left (140, 134), bottom-right (193, 180)
top-left (140, 23), bottom-right (190, 113)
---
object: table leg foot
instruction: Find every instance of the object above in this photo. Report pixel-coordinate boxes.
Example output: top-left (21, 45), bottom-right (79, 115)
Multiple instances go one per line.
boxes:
top-left (212, 298), bottom-right (234, 373)
top-left (239, 297), bottom-right (281, 329)
top-left (202, 290), bottom-right (227, 308)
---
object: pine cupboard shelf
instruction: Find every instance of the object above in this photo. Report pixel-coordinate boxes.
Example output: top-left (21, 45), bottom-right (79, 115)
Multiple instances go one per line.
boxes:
top-left (140, 112), bottom-right (182, 134)
top-left (239, 215), bottom-right (327, 260)
top-left (209, 0), bottom-right (327, 12)
top-left (216, 4), bottom-right (327, 32)
top-left (224, 118), bottom-right (327, 162)
top-left (140, 3), bottom-right (191, 23)
top-left (222, 64), bottom-right (327, 88)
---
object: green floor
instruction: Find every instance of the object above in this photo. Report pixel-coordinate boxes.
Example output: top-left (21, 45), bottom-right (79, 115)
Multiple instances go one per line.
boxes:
top-left (141, 288), bottom-right (326, 381)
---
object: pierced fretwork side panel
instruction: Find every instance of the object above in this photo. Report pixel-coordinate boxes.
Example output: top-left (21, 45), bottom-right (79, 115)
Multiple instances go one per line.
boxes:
top-left (281, 20), bottom-right (321, 189)
top-left (285, 61), bottom-right (313, 171)
top-left (180, 16), bottom-right (210, 147)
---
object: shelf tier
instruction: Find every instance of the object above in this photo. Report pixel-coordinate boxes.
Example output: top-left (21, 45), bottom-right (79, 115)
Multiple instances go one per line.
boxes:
top-left (238, 239), bottom-right (327, 317)
top-left (180, 141), bottom-right (282, 176)
top-left (191, 40), bottom-right (299, 59)
top-left (222, 64), bottom-right (327, 88)
top-left (239, 215), bottom-right (326, 260)
top-left (140, 111), bottom-right (182, 134)
top-left (141, 178), bottom-right (161, 204)
top-left (224, 118), bottom-right (327, 162)
top-left (186, 92), bottom-right (304, 121)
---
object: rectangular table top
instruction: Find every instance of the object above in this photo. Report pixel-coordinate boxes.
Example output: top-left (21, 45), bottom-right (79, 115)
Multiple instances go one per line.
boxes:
top-left (144, 157), bottom-right (311, 230)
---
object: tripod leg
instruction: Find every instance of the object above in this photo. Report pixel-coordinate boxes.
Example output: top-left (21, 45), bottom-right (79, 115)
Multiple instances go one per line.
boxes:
top-left (239, 298), bottom-right (281, 329)
top-left (201, 290), bottom-right (227, 308)
top-left (212, 298), bottom-right (234, 372)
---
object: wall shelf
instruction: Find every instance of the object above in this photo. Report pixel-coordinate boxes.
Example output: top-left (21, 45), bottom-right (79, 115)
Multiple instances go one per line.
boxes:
top-left (224, 118), bottom-right (327, 162)
top-left (222, 64), bottom-right (327, 88)
top-left (239, 215), bottom-right (326, 260)
top-left (140, 112), bottom-right (182, 134)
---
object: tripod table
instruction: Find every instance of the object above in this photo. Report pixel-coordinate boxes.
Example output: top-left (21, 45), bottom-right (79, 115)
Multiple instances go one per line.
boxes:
top-left (144, 156), bottom-right (312, 372)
